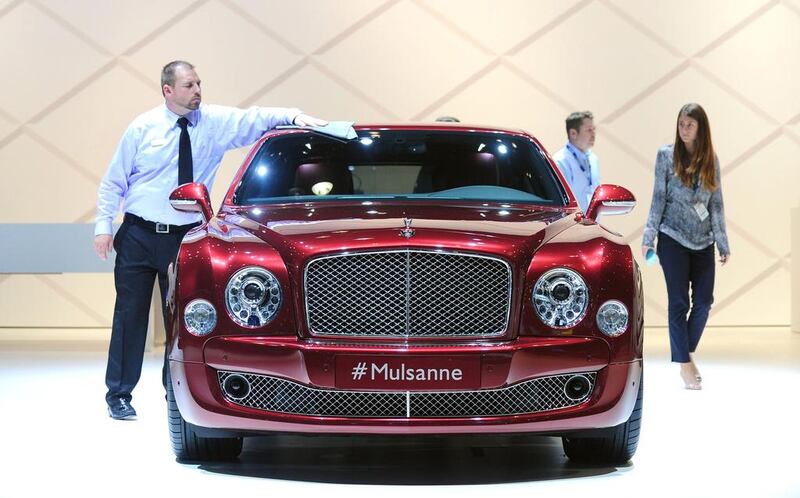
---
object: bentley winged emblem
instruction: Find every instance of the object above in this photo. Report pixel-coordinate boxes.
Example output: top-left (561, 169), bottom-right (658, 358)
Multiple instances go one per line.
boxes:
top-left (399, 217), bottom-right (415, 239)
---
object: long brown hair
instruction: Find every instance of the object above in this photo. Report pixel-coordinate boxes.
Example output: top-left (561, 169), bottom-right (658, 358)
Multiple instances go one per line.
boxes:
top-left (673, 103), bottom-right (717, 191)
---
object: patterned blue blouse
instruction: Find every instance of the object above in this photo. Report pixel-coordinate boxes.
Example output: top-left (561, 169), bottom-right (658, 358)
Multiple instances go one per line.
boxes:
top-left (643, 144), bottom-right (730, 256)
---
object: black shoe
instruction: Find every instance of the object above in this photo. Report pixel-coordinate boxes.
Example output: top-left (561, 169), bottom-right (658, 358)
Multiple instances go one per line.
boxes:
top-left (108, 398), bottom-right (137, 420)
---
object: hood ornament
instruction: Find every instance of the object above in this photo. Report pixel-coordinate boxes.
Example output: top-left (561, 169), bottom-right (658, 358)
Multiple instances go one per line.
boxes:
top-left (399, 217), bottom-right (415, 239)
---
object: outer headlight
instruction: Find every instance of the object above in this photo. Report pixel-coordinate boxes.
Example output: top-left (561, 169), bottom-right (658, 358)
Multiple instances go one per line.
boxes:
top-left (225, 266), bottom-right (282, 328)
top-left (183, 299), bottom-right (217, 336)
top-left (596, 300), bottom-right (629, 337)
top-left (532, 268), bottom-right (589, 328)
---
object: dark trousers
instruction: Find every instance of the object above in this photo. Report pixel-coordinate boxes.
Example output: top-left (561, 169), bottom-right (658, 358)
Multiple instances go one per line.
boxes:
top-left (657, 232), bottom-right (715, 363)
top-left (104, 220), bottom-right (185, 405)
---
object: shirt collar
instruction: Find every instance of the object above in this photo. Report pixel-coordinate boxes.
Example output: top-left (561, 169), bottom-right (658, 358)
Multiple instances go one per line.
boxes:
top-left (164, 104), bottom-right (199, 127)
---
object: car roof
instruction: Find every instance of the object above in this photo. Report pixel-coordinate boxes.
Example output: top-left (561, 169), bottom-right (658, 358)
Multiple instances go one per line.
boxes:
top-left (352, 123), bottom-right (528, 135)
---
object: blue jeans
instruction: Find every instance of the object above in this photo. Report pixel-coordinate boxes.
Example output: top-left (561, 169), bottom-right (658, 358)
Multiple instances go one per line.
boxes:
top-left (657, 232), bottom-right (715, 363)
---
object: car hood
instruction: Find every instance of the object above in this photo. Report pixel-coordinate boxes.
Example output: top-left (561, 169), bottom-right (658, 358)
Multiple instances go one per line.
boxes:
top-left (216, 202), bottom-right (575, 267)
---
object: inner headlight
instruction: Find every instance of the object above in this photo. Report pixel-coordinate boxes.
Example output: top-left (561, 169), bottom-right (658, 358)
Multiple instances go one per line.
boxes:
top-left (596, 300), bottom-right (629, 337)
top-left (225, 267), bottom-right (282, 328)
top-left (184, 299), bottom-right (217, 336)
top-left (532, 268), bottom-right (589, 328)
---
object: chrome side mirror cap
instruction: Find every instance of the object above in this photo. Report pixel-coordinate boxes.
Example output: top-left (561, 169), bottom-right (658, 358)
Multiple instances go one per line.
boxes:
top-left (169, 182), bottom-right (214, 222)
top-left (584, 184), bottom-right (636, 221)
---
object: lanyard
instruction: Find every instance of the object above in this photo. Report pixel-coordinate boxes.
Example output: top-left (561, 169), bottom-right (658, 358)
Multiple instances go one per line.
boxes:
top-left (566, 143), bottom-right (592, 181)
top-left (692, 173), bottom-right (702, 202)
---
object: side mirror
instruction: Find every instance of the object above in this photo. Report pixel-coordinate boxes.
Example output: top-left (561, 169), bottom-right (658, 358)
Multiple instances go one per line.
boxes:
top-left (584, 184), bottom-right (636, 221)
top-left (169, 182), bottom-right (213, 222)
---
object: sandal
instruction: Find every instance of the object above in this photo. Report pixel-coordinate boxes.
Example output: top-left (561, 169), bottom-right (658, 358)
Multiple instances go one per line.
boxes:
top-left (685, 380), bottom-right (702, 390)
top-left (680, 369), bottom-right (702, 390)
top-left (689, 357), bottom-right (701, 383)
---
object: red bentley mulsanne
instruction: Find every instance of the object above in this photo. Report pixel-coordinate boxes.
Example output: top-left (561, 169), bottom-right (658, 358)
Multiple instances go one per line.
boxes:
top-left (165, 124), bottom-right (643, 464)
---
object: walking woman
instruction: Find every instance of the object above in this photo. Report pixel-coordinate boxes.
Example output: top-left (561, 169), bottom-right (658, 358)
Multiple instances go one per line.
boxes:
top-left (642, 103), bottom-right (730, 390)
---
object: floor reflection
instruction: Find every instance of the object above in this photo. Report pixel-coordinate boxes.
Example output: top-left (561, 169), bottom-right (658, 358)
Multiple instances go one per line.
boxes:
top-left (196, 433), bottom-right (620, 484)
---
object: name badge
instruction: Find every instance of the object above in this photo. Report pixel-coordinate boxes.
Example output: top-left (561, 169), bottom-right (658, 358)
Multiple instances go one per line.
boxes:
top-left (693, 202), bottom-right (709, 221)
top-left (150, 138), bottom-right (167, 147)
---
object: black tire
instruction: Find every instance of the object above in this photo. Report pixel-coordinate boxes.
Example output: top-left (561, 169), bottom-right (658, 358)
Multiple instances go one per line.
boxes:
top-left (562, 371), bottom-right (643, 465)
top-left (166, 367), bottom-right (243, 461)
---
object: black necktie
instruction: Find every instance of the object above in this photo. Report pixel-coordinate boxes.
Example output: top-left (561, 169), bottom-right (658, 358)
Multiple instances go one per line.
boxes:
top-left (177, 117), bottom-right (193, 184)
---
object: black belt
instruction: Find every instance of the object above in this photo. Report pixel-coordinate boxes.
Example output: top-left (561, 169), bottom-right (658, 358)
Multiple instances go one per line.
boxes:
top-left (124, 213), bottom-right (200, 234)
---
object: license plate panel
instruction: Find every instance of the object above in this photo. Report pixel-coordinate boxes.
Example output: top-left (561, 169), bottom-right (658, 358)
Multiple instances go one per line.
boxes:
top-left (336, 355), bottom-right (480, 390)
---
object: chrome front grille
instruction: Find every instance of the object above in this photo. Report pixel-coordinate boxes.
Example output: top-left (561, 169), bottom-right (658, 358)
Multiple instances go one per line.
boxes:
top-left (304, 250), bottom-right (511, 337)
top-left (218, 371), bottom-right (596, 418)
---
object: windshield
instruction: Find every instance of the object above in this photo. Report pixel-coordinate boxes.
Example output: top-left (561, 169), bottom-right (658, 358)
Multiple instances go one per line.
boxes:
top-left (234, 130), bottom-right (567, 206)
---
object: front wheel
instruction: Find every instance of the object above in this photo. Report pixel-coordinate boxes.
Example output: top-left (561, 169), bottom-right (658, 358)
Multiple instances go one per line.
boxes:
top-left (562, 372), bottom-right (643, 465)
top-left (166, 367), bottom-right (243, 461)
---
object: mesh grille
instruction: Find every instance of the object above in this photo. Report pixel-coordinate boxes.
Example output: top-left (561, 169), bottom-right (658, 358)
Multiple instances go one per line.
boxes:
top-left (218, 371), bottom-right (596, 418)
top-left (305, 250), bottom-right (511, 337)
top-left (219, 371), bottom-right (406, 417)
top-left (410, 373), bottom-right (594, 417)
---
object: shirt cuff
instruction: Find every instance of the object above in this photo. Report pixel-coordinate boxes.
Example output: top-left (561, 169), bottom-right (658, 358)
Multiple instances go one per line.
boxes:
top-left (95, 219), bottom-right (113, 236)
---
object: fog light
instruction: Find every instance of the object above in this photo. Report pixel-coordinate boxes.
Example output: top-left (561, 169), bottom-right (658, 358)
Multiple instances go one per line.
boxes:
top-left (596, 300), bottom-right (629, 337)
top-left (564, 375), bottom-right (592, 401)
top-left (223, 374), bottom-right (250, 399)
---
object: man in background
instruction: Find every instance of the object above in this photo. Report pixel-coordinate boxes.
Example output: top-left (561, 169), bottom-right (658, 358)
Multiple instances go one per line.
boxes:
top-left (553, 111), bottom-right (600, 212)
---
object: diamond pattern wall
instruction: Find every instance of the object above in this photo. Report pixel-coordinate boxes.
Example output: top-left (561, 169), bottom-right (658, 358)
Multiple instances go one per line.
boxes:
top-left (609, 0), bottom-right (769, 56)
top-left (699, 3), bottom-right (800, 123)
top-left (0, 2), bottom-right (110, 122)
top-left (421, 0), bottom-right (584, 55)
top-left (41, 0), bottom-right (197, 56)
top-left (0, 0), bottom-right (796, 330)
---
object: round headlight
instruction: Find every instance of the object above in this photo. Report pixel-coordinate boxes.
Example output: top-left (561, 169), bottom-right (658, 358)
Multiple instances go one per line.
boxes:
top-left (532, 268), bottom-right (589, 328)
top-left (225, 267), bottom-right (282, 328)
top-left (596, 300), bottom-right (629, 337)
top-left (183, 299), bottom-right (217, 336)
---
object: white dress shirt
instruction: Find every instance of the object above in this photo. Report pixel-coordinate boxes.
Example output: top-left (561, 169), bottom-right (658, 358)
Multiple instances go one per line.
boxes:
top-left (552, 142), bottom-right (600, 212)
top-left (95, 103), bottom-right (301, 235)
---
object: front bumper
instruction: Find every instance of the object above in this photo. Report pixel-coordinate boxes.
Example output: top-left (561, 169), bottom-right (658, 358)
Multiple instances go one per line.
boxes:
top-left (169, 336), bottom-right (641, 435)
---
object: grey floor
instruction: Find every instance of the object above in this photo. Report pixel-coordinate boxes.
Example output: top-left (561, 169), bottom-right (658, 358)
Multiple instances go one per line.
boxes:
top-left (1, 327), bottom-right (798, 498)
